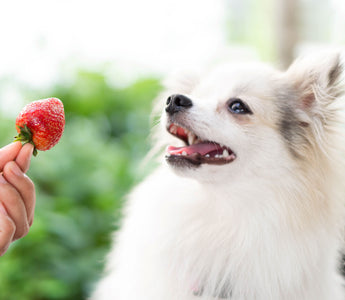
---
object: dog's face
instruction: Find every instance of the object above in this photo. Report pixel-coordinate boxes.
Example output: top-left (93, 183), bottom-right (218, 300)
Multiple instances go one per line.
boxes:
top-left (161, 54), bottom-right (343, 183)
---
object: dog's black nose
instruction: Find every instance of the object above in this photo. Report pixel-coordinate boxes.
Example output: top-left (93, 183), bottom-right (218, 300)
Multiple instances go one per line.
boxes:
top-left (165, 94), bottom-right (193, 115)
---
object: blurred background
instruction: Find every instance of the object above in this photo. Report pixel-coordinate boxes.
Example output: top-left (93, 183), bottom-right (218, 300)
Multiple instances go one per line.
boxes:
top-left (0, 0), bottom-right (344, 299)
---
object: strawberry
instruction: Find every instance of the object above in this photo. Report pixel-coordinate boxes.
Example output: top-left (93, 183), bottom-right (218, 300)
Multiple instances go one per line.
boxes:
top-left (14, 98), bottom-right (65, 156)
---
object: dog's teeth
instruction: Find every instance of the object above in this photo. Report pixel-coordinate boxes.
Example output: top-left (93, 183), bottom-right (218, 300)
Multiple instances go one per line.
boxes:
top-left (188, 132), bottom-right (196, 145)
top-left (182, 151), bottom-right (187, 156)
top-left (205, 154), bottom-right (210, 158)
top-left (170, 125), bottom-right (178, 134)
top-left (222, 149), bottom-right (229, 157)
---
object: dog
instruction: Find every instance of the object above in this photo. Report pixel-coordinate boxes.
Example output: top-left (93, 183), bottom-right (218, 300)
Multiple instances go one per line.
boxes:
top-left (91, 52), bottom-right (345, 300)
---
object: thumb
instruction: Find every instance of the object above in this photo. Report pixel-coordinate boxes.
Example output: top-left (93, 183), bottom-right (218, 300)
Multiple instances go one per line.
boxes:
top-left (0, 142), bottom-right (22, 171)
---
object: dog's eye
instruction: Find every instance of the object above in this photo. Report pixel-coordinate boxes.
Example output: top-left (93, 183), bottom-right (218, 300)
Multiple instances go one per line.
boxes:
top-left (227, 98), bottom-right (252, 115)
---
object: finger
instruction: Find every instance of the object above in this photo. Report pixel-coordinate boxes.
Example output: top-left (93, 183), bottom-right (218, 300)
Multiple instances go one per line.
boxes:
top-left (15, 143), bottom-right (34, 173)
top-left (0, 202), bottom-right (16, 256)
top-left (3, 162), bottom-right (36, 226)
top-left (0, 172), bottom-right (29, 241)
top-left (0, 142), bottom-right (22, 171)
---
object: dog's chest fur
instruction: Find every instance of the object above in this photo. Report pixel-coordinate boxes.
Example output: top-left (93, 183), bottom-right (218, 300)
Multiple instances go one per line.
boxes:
top-left (92, 166), bottom-right (344, 300)
top-left (158, 171), bottom-right (340, 300)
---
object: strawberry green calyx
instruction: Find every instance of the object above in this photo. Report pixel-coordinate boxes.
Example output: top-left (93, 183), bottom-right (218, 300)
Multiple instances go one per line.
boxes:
top-left (14, 124), bottom-right (38, 156)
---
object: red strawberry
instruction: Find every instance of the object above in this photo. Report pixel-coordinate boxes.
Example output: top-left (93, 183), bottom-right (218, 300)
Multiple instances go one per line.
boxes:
top-left (14, 97), bottom-right (65, 156)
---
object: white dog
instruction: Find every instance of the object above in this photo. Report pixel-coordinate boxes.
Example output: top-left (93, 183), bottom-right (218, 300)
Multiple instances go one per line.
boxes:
top-left (91, 52), bottom-right (345, 300)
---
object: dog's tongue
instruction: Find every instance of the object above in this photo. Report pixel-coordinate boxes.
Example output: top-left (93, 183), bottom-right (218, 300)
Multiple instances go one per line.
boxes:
top-left (167, 142), bottom-right (222, 156)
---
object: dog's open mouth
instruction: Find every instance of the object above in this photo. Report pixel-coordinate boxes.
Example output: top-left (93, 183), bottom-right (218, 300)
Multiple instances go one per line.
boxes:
top-left (166, 123), bottom-right (236, 166)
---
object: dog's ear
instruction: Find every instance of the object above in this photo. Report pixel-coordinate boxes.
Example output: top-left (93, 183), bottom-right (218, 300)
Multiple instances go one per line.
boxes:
top-left (286, 51), bottom-right (344, 109)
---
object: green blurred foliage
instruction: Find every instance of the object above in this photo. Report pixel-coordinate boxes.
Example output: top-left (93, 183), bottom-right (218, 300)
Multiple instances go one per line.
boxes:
top-left (0, 71), bottom-right (162, 300)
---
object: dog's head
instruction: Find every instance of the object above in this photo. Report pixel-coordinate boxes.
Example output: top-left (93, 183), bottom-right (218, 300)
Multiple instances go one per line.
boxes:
top-left (157, 52), bottom-right (344, 183)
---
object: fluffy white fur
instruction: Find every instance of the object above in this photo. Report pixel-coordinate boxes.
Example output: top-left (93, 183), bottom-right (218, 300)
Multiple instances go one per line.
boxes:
top-left (91, 52), bottom-right (345, 300)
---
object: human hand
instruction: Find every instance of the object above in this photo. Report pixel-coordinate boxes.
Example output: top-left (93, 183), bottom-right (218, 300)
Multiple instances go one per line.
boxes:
top-left (0, 142), bottom-right (35, 256)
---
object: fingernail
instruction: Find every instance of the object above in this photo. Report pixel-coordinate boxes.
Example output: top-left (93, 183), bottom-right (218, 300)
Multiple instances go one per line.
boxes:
top-left (0, 202), bottom-right (8, 217)
top-left (24, 143), bottom-right (34, 159)
top-left (22, 143), bottom-right (34, 150)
